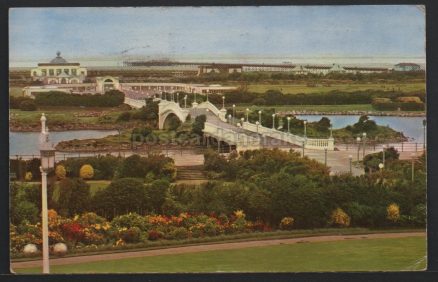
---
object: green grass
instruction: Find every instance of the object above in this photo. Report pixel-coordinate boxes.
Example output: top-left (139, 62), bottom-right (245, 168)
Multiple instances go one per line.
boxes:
top-left (234, 104), bottom-right (375, 112)
top-left (244, 82), bottom-right (425, 94)
top-left (15, 236), bottom-right (426, 273)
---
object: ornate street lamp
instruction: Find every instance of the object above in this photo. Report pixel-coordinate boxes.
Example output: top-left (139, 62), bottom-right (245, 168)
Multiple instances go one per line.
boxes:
top-left (258, 110), bottom-right (262, 125)
top-left (184, 95), bottom-right (187, 108)
top-left (256, 121), bottom-right (260, 133)
top-left (272, 113), bottom-right (276, 129)
top-left (232, 104), bottom-right (236, 123)
top-left (246, 108), bottom-right (250, 122)
top-left (356, 136), bottom-right (361, 162)
top-left (287, 116), bottom-right (291, 133)
top-left (382, 144), bottom-right (386, 168)
top-left (362, 132), bottom-right (367, 158)
top-left (228, 114), bottom-right (232, 124)
top-left (222, 96), bottom-right (225, 109)
top-left (303, 120), bottom-right (307, 138)
top-left (39, 113), bottom-right (56, 274)
top-left (349, 155), bottom-right (353, 174)
top-left (324, 148), bottom-right (328, 166)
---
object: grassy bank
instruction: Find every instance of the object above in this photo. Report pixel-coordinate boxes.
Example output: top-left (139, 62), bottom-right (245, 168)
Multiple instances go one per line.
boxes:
top-left (14, 236), bottom-right (426, 273)
top-left (244, 82), bottom-right (425, 94)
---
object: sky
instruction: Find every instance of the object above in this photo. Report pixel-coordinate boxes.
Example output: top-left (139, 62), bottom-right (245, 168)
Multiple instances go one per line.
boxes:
top-left (9, 6), bottom-right (426, 64)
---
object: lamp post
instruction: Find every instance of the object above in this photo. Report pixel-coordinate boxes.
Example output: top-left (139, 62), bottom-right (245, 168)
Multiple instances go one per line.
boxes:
top-left (222, 96), bottom-right (225, 109)
top-left (329, 125), bottom-right (333, 138)
top-left (303, 120), bottom-right (307, 138)
top-left (349, 155), bottom-right (353, 174)
top-left (232, 104), bottom-right (236, 123)
top-left (272, 113), bottom-right (276, 129)
top-left (423, 119), bottom-right (426, 150)
top-left (411, 153), bottom-right (416, 182)
top-left (382, 144), bottom-right (386, 168)
top-left (324, 148), bottom-right (327, 166)
top-left (246, 108), bottom-right (250, 122)
top-left (256, 121), bottom-right (260, 133)
top-left (379, 162), bottom-right (384, 172)
top-left (184, 95), bottom-right (187, 108)
top-left (39, 113), bottom-right (56, 274)
top-left (177, 92), bottom-right (180, 104)
top-left (258, 110), bottom-right (262, 125)
top-left (287, 116), bottom-right (291, 133)
top-left (240, 118), bottom-right (245, 127)
top-left (356, 136), bottom-right (361, 162)
top-left (228, 114), bottom-right (232, 124)
top-left (362, 132), bottom-right (367, 158)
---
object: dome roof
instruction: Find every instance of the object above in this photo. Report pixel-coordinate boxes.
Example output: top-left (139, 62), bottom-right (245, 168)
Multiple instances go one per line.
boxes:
top-left (50, 51), bottom-right (68, 64)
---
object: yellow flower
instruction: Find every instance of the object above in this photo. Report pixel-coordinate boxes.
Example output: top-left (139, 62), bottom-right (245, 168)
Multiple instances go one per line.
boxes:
top-left (234, 210), bottom-right (245, 219)
top-left (95, 224), bottom-right (101, 230)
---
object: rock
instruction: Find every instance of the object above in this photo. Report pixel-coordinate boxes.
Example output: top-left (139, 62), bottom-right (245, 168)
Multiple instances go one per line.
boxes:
top-left (23, 244), bottom-right (38, 255)
top-left (53, 243), bottom-right (68, 256)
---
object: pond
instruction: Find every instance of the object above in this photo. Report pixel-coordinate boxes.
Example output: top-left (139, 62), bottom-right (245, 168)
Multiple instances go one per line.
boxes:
top-left (9, 130), bottom-right (118, 156)
top-left (296, 115), bottom-right (426, 143)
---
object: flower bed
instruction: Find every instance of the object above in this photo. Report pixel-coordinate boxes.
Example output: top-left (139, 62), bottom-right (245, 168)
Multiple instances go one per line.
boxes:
top-left (10, 210), bottom-right (274, 257)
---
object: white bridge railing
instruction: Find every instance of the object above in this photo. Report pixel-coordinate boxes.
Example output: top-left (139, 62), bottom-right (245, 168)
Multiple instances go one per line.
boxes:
top-left (241, 121), bottom-right (334, 150)
top-left (124, 97), bottom-right (146, 109)
top-left (203, 122), bottom-right (261, 152)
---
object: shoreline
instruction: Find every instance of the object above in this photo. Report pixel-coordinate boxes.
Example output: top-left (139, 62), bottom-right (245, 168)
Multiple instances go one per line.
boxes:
top-left (284, 110), bottom-right (425, 117)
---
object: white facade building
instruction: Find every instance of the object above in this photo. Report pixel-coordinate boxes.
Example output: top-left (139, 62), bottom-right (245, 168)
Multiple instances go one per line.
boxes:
top-left (31, 52), bottom-right (88, 84)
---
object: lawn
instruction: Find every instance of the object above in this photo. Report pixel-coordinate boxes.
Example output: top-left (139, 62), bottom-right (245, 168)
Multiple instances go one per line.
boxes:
top-left (244, 82), bottom-right (425, 94)
top-left (15, 236), bottom-right (426, 273)
top-left (234, 104), bottom-right (374, 113)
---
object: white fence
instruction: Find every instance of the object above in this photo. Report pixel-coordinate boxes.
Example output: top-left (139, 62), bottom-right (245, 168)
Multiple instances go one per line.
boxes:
top-left (203, 122), bottom-right (261, 151)
top-left (124, 97), bottom-right (146, 109)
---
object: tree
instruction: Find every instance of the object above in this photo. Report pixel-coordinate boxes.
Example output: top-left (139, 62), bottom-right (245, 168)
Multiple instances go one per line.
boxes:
top-left (19, 100), bottom-right (37, 111)
top-left (146, 179), bottom-right (170, 213)
top-left (192, 114), bottom-right (206, 136)
top-left (92, 178), bottom-right (147, 217)
top-left (79, 164), bottom-right (94, 179)
top-left (57, 178), bottom-right (91, 216)
top-left (330, 208), bottom-right (351, 227)
top-left (55, 165), bottom-right (67, 180)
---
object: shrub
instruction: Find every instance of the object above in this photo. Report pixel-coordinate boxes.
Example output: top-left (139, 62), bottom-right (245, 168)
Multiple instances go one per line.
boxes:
top-left (24, 172), bottom-right (33, 181)
top-left (79, 164), bottom-right (94, 179)
top-left (148, 230), bottom-right (164, 241)
top-left (111, 213), bottom-right (149, 231)
top-left (169, 227), bottom-right (189, 240)
top-left (387, 203), bottom-right (400, 222)
top-left (55, 165), bottom-right (67, 180)
top-left (330, 208), bottom-right (351, 227)
top-left (119, 227), bottom-right (141, 243)
top-left (19, 100), bottom-right (37, 111)
top-left (279, 217), bottom-right (295, 230)
top-left (117, 111), bottom-right (132, 122)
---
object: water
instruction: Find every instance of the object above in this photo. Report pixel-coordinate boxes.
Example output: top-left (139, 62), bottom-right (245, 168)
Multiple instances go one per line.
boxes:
top-left (9, 115), bottom-right (426, 156)
top-left (9, 130), bottom-right (118, 156)
top-left (296, 115), bottom-right (426, 143)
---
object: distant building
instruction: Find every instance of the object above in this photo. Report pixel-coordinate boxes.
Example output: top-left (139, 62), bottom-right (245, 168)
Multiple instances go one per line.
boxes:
top-left (393, 63), bottom-right (421, 72)
top-left (31, 52), bottom-right (88, 84)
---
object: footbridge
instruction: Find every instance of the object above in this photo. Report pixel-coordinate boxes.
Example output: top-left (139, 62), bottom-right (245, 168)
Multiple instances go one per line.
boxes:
top-left (158, 98), bottom-right (334, 152)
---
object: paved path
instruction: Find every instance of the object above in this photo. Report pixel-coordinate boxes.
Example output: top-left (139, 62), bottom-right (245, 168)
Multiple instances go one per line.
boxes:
top-left (12, 232), bottom-right (425, 269)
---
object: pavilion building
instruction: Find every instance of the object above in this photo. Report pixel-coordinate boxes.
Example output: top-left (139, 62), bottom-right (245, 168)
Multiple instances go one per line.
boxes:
top-left (30, 52), bottom-right (88, 84)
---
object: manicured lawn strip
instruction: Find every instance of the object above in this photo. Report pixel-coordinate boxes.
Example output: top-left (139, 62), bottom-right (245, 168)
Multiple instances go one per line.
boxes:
top-left (234, 104), bottom-right (375, 113)
top-left (11, 228), bottom-right (424, 262)
top-left (244, 82), bottom-right (425, 94)
top-left (15, 236), bottom-right (426, 273)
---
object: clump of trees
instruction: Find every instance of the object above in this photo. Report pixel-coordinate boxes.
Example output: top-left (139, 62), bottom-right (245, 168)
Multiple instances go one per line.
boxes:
top-left (34, 90), bottom-right (125, 107)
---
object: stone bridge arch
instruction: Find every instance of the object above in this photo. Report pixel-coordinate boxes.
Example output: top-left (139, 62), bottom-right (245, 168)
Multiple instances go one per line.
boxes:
top-left (158, 101), bottom-right (190, 129)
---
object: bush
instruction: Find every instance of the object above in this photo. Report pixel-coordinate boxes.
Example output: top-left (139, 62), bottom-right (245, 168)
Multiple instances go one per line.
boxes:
top-left (119, 227), bottom-right (142, 243)
top-left (79, 164), bottom-right (94, 179)
top-left (279, 217), bottom-right (295, 230)
top-left (34, 90), bottom-right (125, 107)
top-left (387, 203), bottom-right (400, 222)
top-left (169, 227), bottom-right (189, 240)
top-left (55, 165), bottom-right (67, 180)
top-left (117, 111), bottom-right (132, 122)
top-left (330, 208), bottom-right (351, 227)
top-left (148, 230), bottom-right (164, 241)
top-left (24, 172), bottom-right (33, 181)
top-left (19, 100), bottom-right (37, 111)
